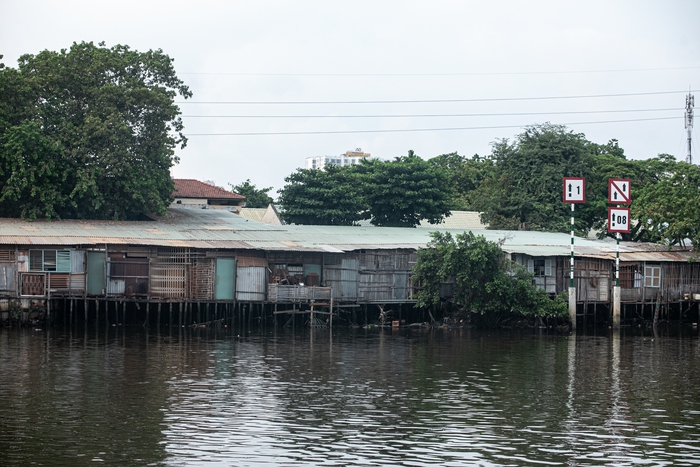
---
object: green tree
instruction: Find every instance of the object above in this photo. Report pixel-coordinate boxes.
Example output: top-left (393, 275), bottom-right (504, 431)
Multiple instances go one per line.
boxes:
top-left (413, 231), bottom-right (568, 319)
top-left (469, 124), bottom-right (600, 233)
top-left (277, 165), bottom-right (368, 225)
top-left (0, 42), bottom-right (191, 220)
top-left (632, 157), bottom-right (700, 249)
top-left (429, 152), bottom-right (495, 211)
top-left (362, 151), bottom-right (453, 227)
top-left (230, 179), bottom-right (274, 208)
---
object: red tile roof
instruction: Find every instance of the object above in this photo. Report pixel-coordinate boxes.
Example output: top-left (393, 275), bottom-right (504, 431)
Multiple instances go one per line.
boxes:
top-left (172, 179), bottom-right (245, 200)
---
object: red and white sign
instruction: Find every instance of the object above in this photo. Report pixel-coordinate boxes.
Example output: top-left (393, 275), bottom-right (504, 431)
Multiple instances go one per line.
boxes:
top-left (608, 207), bottom-right (631, 233)
top-left (608, 178), bottom-right (631, 204)
top-left (563, 177), bottom-right (585, 203)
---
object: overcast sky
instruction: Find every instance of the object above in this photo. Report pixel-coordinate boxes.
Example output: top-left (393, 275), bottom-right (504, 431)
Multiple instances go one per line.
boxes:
top-left (2, 0), bottom-right (699, 194)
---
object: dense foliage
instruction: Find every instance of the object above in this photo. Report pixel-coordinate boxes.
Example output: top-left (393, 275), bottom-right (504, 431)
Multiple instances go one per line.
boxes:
top-left (467, 124), bottom-right (600, 233)
top-left (361, 151), bottom-right (453, 227)
top-left (277, 165), bottom-right (368, 225)
top-left (277, 151), bottom-right (453, 227)
top-left (230, 179), bottom-right (274, 209)
top-left (437, 125), bottom-right (698, 250)
top-left (0, 42), bottom-right (191, 220)
top-left (413, 231), bottom-right (568, 318)
top-left (632, 157), bottom-right (700, 250)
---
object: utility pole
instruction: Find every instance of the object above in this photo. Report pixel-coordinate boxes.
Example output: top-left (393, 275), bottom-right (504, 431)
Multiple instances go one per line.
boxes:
top-left (686, 90), bottom-right (694, 164)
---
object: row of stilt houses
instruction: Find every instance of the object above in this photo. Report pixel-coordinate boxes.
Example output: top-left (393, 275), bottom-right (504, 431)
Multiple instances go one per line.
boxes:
top-left (0, 208), bottom-right (698, 326)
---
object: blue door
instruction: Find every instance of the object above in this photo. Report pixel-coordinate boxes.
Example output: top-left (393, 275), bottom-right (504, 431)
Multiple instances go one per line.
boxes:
top-left (215, 258), bottom-right (236, 300)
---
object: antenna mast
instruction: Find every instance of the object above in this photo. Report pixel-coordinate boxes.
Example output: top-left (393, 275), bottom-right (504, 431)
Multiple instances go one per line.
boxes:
top-left (686, 90), bottom-right (695, 164)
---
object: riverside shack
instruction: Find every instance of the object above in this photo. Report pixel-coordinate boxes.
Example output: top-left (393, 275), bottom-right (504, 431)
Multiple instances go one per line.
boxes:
top-left (0, 209), bottom-right (697, 325)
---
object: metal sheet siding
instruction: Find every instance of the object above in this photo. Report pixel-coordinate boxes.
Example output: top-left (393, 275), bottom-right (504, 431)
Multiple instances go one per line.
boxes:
top-left (71, 250), bottom-right (85, 273)
top-left (236, 266), bottom-right (266, 301)
top-left (0, 263), bottom-right (16, 292)
top-left (325, 258), bottom-right (358, 300)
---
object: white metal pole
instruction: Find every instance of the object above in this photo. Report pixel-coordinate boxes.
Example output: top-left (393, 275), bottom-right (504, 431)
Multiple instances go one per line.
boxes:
top-left (569, 203), bottom-right (577, 329)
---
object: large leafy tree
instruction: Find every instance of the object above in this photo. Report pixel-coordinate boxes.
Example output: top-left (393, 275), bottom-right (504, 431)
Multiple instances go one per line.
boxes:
top-left (278, 152), bottom-right (453, 227)
top-left (277, 165), bottom-right (368, 225)
top-left (429, 152), bottom-right (495, 211)
top-left (362, 151), bottom-right (453, 227)
top-left (413, 231), bottom-right (567, 318)
top-left (632, 156), bottom-right (700, 249)
top-left (230, 179), bottom-right (274, 208)
top-left (470, 124), bottom-right (601, 233)
top-left (0, 42), bottom-right (191, 220)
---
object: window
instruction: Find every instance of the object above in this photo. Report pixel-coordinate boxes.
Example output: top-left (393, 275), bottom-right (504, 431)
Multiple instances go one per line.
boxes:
top-left (527, 258), bottom-right (553, 276)
top-left (644, 266), bottom-right (661, 288)
top-left (619, 264), bottom-right (643, 288)
top-left (29, 249), bottom-right (71, 273)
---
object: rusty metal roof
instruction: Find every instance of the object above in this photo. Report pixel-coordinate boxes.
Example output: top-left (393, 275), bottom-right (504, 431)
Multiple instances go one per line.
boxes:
top-left (172, 179), bottom-right (245, 200)
top-left (0, 209), bottom-right (694, 261)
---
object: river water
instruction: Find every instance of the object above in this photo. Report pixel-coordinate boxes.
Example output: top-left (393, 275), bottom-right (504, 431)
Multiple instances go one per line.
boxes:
top-left (1, 325), bottom-right (700, 466)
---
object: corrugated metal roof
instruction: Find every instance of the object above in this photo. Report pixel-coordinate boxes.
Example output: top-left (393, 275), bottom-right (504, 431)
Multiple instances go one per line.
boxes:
top-left (0, 209), bottom-right (694, 261)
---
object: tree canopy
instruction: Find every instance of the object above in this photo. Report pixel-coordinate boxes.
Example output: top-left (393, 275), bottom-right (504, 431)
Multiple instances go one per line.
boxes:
top-left (0, 42), bottom-right (191, 220)
top-left (277, 151), bottom-right (454, 227)
top-left (412, 231), bottom-right (568, 318)
top-left (277, 165), bottom-right (368, 225)
top-left (362, 151), bottom-right (453, 227)
top-left (468, 123), bottom-right (601, 233)
top-left (632, 156), bottom-right (700, 250)
top-left (230, 179), bottom-right (274, 209)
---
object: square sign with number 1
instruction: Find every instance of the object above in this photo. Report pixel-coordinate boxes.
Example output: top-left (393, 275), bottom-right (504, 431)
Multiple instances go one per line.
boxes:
top-left (563, 177), bottom-right (585, 203)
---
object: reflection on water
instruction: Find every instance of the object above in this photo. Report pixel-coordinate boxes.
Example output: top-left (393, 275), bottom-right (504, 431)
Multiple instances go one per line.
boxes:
top-left (1, 326), bottom-right (700, 466)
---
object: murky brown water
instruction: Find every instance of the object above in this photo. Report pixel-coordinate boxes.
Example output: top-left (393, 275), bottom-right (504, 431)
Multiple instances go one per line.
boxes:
top-left (1, 325), bottom-right (700, 466)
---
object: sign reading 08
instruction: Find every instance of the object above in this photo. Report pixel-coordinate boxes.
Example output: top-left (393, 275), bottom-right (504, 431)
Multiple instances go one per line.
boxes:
top-left (608, 207), bottom-right (631, 233)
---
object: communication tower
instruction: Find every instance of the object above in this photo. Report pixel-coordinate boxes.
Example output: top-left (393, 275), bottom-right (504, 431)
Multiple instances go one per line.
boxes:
top-left (686, 91), bottom-right (695, 164)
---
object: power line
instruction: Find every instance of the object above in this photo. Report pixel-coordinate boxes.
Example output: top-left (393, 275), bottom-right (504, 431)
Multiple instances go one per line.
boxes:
top-left (182, 108), bottom-right (679, 119)
top-left (178, 66), bottom-right (700, 77)
top-left (184, 115), bottom-right (682, 136)
top-left (176, 90), bottom-right (698, 105)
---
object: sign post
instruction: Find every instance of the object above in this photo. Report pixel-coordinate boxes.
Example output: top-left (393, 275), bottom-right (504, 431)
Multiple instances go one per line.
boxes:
top-left (608, 178), bottom-right (631, 330)
top-left (563, 177), bottom-right (585, 330)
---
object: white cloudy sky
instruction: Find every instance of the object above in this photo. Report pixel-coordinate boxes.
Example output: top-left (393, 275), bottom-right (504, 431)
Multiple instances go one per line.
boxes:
top-left (2, 0), bottom-right (699, 194)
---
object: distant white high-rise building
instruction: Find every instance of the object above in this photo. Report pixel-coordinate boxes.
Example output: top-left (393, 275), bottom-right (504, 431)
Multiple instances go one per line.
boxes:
top-left (305, 149), bottom-right (372, 170)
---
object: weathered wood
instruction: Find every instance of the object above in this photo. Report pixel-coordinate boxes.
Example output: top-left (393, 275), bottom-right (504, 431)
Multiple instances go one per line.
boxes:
top-left (653, 291), bottom-right (661, 326)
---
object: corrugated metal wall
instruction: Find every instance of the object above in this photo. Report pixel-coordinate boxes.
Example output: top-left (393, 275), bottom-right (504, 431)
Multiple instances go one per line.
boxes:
top-left (324, 256), bottom-right (358, 301)
top-left (236, 266), bottom-right (266, 301)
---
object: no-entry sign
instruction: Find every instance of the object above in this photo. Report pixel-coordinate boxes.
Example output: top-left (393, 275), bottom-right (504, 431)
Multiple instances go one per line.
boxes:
top-left (608, 178), bottom-right (631, 204)
top-left (563, 177), bottom-right (585, 203)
